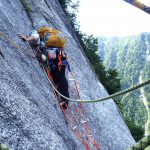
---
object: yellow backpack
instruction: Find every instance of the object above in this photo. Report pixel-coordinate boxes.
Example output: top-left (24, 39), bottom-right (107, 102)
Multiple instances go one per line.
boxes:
top-left (38, 27), bottom-right (66, 48)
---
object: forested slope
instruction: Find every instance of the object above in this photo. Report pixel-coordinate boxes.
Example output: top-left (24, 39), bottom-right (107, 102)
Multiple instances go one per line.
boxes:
top-left (99, 33), bottom-right (150, 129)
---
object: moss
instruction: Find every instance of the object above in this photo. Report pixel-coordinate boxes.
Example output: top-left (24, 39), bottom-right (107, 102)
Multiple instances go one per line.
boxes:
top-left (0, 144), bottom-right (11, 150)
top-left (20, 0), bottom-right (30, 12)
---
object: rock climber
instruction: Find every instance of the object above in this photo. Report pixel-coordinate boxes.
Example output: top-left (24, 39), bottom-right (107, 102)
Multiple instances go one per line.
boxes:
top-left (18, 27), bottom-right (69, 109)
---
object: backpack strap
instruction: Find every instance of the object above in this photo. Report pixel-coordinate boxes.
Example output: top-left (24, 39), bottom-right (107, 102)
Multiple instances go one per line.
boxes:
top-left (57, 49), bottom-right (69, 71)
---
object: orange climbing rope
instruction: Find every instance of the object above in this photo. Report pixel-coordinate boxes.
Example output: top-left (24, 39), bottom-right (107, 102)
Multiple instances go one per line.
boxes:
top-left (67, 72), bottom-right (100, 150)
top-left (43, 65), bottom-right (92, 150)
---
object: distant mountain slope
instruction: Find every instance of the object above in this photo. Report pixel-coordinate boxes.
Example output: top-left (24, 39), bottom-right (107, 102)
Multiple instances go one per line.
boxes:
top-left (99, 33), bottom-right (150, 127)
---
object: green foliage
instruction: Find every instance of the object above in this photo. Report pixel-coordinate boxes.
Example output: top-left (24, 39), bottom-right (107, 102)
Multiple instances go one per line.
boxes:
top-left (145, 146), bottom-right (150, 150)
top-left (114, 97), bottom-right (145, 141)
top-left (143, 63), bottom-right (150, 99)
top-left (58, 0), bottom-right (67, 10)
top-left (142, 60), bottom-right (150, 135)
top-left (104, 69), bottom-right (121, 94)
top-left (0, 144), bottom-right (10, 150)
top-left (20, 0), bottom-right (30, 12)
top-left (99, 33), bottom-right (150, 128)
top-left (125, 119), bottom-right (144, 142)
top-left (77, 33), bottom-right (121, 95)
top-left (58, 0), bottom-right (80, 30)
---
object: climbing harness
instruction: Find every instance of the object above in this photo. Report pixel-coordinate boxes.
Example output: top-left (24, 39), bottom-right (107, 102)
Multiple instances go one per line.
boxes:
top-left (47, 47), bottom-right (68, 71)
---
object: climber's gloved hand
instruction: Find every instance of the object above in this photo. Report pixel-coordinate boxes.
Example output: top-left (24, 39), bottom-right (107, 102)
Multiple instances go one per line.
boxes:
top-left (18, 33), bottom-right (27, 41)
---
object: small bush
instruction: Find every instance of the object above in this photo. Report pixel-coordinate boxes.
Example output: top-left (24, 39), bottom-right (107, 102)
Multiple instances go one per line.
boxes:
top-left (20, 0), bottom-right (30, 12)
top-left (125, 118), bottom-right (144, 141)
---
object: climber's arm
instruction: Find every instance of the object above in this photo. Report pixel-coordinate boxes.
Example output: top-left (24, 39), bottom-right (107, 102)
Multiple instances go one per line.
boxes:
top-left (18, 34), bottom-right (35, 41)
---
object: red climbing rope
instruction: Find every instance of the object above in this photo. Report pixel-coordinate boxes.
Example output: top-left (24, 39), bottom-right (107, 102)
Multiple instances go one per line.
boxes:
top-left (43, 65), bottom-right (92, 150)
top-left (68, 72), bottom-right (100, 150)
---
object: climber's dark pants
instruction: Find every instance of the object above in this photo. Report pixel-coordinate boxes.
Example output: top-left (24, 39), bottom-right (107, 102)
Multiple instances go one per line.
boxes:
top-left (50, 66), bottom-right (69, 105)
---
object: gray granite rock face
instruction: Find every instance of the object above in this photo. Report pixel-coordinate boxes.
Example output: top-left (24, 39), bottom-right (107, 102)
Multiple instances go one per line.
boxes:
top-left (0, 0), bottom-right (135, 150)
